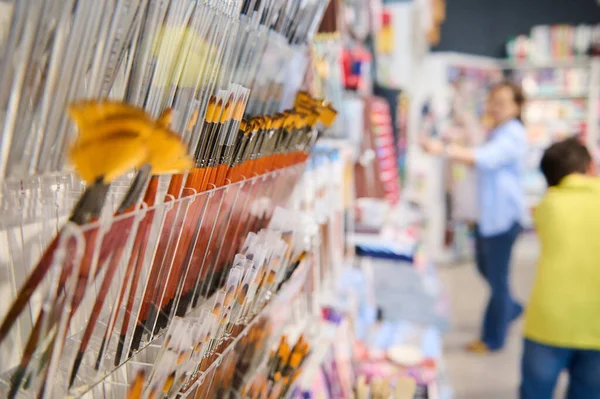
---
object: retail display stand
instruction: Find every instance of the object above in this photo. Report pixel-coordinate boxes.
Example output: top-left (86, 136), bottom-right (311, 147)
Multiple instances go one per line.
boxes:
top-left (0, 0), bottom-right (349, 397)
top-left (504, 57), bottom-right (600, 208)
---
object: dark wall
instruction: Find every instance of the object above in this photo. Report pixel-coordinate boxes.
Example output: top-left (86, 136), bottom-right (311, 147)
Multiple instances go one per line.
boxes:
top-left (434, 0), bottom-right (600, 57)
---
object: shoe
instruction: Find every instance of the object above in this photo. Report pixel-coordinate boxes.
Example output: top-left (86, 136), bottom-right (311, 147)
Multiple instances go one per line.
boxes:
top-left (465, 339), bottom-right (490, 354)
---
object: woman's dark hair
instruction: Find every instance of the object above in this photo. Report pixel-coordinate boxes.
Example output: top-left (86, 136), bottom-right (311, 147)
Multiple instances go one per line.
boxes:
top-left (540, 137), bottom-right (591, 187)
top-left (491, 81), bottom-right (526, 123)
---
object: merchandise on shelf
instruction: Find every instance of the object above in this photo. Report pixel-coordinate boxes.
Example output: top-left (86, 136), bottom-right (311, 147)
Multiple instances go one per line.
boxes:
top-left (506, 59), bottom-right (600, 210)
top-left (506, 24), bottom-right (600, 63)
top-left (311, 34), bottom-right (346, 138)
top-left (342, 45), bottom-right (373, 94)
top-left (369, 97), bottom-right (401, 206)
top-left (0, 0), bottom-right (346, 396)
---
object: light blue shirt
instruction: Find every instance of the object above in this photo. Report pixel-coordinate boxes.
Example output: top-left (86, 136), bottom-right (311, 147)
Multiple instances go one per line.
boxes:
top-left (474, 119), bottom-right (528, 237)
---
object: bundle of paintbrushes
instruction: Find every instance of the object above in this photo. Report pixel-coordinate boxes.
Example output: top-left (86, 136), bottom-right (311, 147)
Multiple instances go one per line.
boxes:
top-left (0, 0), bottom-right (331, 183)
top-left (353, 375), bottom-right (418, 399)
top-left (0, 86), bottom-right (337, 397)
top-left (126, 91), bottom-right (337, 352)
top-left (0, 100), bottom-right (193, 397)
top-left (0, 0), bottom-right (340, 395)
top-left (238, 334), bottom-right (310, 399)
top-left (189, 315), bottom-right (272, 399)
top-left (120, 215), bottom-right (312, 398)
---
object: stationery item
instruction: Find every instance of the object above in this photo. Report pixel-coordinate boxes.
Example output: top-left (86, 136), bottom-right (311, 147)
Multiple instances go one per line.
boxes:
top-left (239, 333), bottom-right (311, 399)
top-left (0, 102), bottom-right (192, 397)
top-left (0, 0), bottom-right (338, 394)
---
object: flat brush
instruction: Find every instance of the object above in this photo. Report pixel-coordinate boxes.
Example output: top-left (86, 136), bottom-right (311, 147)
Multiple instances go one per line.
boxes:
top-left (5, 103), bottom-right (190, 395)
top-left (112, 176), bottom-right (160, 367)
top-left (66, 108), bottom-right (192, 384)
top-left (185, 101), bottom-right (249, 302)
top-left (71, 172), bottom-right (190, 389)
top-left (150, 95), bottom-right (233, 325)
top-left (0, 101), bottom-right (171, 347)
top-left (0, 178), bottom-right (109, 346)
top-left (126, 369), bottom-right (146, 399)
top-left (129, 97), bottom-right (221, 352)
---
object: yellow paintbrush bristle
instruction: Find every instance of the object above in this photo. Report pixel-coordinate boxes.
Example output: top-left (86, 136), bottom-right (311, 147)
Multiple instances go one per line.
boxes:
top-left (206, 97), bottom-right (217, 123)
top-left (221, 100), bottom-right (234, 123)
top-left (288, 353), bottom-right (302, 368)
top-left (319, 103), bottom-right (338, 127)
top-left (68, 100), bottom-right (193, 182)
top-left (272, 116), bottom-right (283, 130)
top-left (294, 91), bottom-right (311, 108)
top-left (69, 113), bottom-right (157, 147)
top-left (69, 135), bottom-right (148, 183)
top-left (157, 108), bottom-right (173, 128)
top-left (212, 99), bottom-right (224, 124)
top-left (187, 108), bottom-right (200, 131)
top-left (264, 116), bottom-right (273, 130)
top-left (283, 114), bottom-right (295, 130)
top-left (233, 100), bottom-right (245, 121)
top-left (126, 370), bottom-right (146, 399)
top-left (177, 351), bottom-right (187, 365)
top-left (294, 114), bottom-right (307, 130)
top-left (162, 371), bottom-right (176, 393)
top-left (145, 127), bottom-right (192, 174)
top-left (68, 101), bottom-right (149, 131)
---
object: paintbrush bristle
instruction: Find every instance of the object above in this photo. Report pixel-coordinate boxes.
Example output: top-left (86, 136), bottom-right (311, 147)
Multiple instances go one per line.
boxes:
top-left (221, 100), bottom-right (233, 123)
top-left (158, 108), bottom-right (173, 128)
top-left (233, 101), bottom-right (245, 121)
top-left (205, 97), bottom-right (217, 123)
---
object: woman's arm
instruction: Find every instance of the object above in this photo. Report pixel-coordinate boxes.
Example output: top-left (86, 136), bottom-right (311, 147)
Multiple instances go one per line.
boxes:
top-left (420, 137), bottom-right (476, 165)
top-left (447, 144), bottom-right (476, 165)
top-left (421, 123), bottom-right (526, 169)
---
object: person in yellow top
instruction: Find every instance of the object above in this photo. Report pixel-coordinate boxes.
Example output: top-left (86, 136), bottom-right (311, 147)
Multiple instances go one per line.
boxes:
top-left (521, 137), bottom-right (600, 399)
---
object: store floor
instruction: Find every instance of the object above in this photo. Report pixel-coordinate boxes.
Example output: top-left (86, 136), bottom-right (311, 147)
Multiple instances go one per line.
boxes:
top-left (439, 233), bottom-right (566, 398)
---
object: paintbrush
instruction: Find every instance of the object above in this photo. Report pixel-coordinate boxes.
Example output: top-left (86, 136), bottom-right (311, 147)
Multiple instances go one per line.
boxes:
top-left (150, 93), bottom-right (232, 324)
top-left (0, 101), bottom-right (166, 347)
top-left (184, 93), bottom-right (250, 299)
top-left (111, 175), bottom-right (160, 367)
top-left (127, 369), bottom-right (147, 399)
top-left (217, 113), bottom-right (302, 273)
top-left (59, 122), bottom-right (192, 384)
top-left (127, 95), bottom-right (222, 353)
top-left (4, 102), bottom-right (192, 396)
top-left (113, 1), bottom-right (243, 350)
top-left (69, 116), bottom-right (193, 387)
top-left (5, 107), bottom-right (163, 398)
top-left (174, 94), bottom-right (249, 316)
top-left (166, 94), bottom-right (244, 315)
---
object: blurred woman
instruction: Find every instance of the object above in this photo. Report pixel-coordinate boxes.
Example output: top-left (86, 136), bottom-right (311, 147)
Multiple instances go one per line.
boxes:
top-left (421, 82), bottom-right (528, 352)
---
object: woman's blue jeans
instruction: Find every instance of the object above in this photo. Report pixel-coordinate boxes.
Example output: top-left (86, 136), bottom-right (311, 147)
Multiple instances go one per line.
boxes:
top-left (474, 222), bottom-right (522, 350)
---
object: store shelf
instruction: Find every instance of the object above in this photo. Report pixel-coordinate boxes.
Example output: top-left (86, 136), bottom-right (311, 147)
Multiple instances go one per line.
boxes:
top-left (525, 93), bottom-right (589, 100)
top-left (0, 164), bottom-right (305, 396)
top-left (502, 57), bottom-right (591, 70)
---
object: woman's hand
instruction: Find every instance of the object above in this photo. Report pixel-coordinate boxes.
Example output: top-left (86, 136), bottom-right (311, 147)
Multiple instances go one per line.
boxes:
top-left (420, 136), bottom-right (445, 156)
top-left (420, 137), bottom-right (477, 165)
